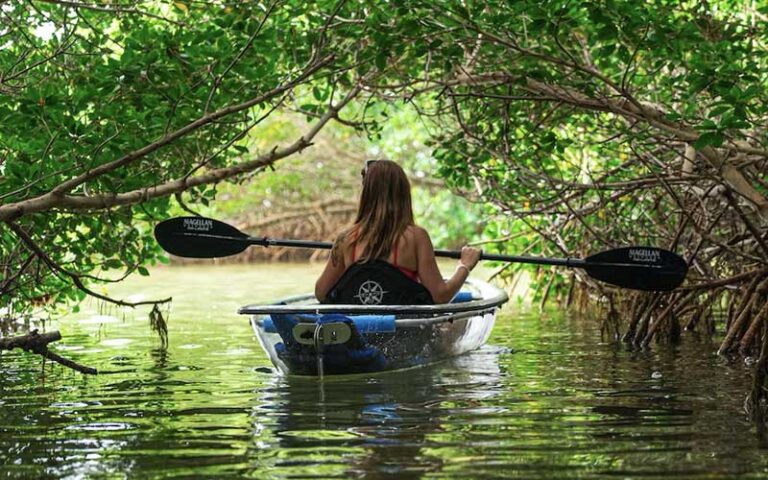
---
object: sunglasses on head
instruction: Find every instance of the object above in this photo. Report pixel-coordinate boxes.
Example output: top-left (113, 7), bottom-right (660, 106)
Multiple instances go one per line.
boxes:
top-left (360, 159), bottom-right (378, 177)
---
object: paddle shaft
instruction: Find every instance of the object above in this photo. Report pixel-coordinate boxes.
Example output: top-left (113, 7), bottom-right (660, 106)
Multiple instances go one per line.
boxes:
top-left (191, 232), bottom-right (594, 268)
top-left (436, 249), bottom-right (588, 267)
top-left (156, 217), bottom-right (688, 290)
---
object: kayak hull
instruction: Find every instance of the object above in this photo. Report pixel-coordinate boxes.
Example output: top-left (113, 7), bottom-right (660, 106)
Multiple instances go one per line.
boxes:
top-left (241, 279), bottom-right (508, 376)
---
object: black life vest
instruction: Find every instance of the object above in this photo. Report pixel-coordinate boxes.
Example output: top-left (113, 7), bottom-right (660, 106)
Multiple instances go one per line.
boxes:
top-left (324, 259), bottom-right (434, 305)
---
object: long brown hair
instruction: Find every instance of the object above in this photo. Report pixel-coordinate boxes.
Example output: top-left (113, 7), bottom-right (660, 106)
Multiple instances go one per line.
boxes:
top-left (341, 159), bottom-right (415, 262)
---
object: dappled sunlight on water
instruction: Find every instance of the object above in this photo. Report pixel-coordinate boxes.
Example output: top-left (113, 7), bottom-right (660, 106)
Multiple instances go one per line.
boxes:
top-left (1, 264), bottom-right (767, 478)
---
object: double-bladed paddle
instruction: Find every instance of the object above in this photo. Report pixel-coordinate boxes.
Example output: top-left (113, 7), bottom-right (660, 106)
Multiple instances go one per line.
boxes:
top-left (154, 217), bottom-right (688, 291)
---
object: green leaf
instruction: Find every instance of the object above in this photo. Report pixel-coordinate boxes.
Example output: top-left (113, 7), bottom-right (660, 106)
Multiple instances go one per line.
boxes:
top-left (104, 259), bottom-right (123, 269)
top-left (708, 105), bottom-right (731, 118)
top-left (312, 86), bottom-right (327, 101)
top-left (375, 51), bottom-right (388, 70)
top-left (693, 132), bottom-right (725, 149)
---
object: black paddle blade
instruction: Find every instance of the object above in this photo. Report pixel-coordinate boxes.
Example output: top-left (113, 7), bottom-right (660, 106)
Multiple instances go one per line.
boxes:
top-left (154, 217), bottom-right (249, 258)
top-left (584, 247), bottom-right (688, 291)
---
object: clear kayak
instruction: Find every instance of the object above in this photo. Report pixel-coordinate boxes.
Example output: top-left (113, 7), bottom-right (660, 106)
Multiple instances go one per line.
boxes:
top-left (238, 279), bottom-right (509, 376)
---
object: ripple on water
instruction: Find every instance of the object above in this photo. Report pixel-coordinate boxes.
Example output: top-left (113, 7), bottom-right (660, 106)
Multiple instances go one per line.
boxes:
top-left (65, 422), bottom-right (135, 432)
top-left (50, 402), bottom-right (93, 409)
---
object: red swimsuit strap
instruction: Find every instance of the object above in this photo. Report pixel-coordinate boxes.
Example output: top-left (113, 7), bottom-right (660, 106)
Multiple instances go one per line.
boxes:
top-left (393, 236), bottom-right (419, 280)
top-left (351, 228), bottom-right (418, 280)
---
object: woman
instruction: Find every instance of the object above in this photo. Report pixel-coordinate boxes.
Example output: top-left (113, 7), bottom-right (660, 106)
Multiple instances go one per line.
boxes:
top-left (315, 159), bottom-right (481, 305)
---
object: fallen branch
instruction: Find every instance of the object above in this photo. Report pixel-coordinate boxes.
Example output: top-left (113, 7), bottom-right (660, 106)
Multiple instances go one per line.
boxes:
top-left (0, 330), bottom-right (97, 375)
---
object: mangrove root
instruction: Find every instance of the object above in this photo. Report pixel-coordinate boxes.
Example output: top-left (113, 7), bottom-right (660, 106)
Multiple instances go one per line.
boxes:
top-left (748, 325), bottom-right (768, 445)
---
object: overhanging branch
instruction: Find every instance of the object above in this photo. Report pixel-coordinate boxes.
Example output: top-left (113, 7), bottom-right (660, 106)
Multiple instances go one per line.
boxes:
top-left (0, 54), bottom-right (337, 222)
top-left (24, 83), bottom-right (363, 213)
top-left (7, 222), bottom-right (172, 309)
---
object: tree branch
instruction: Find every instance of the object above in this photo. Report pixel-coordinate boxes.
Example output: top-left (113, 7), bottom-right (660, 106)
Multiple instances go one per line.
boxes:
top-left (0, 330), bottom-right (97, 374)
top-left (0, 54), bottom-right (336, 222)
top-left (5, 82), bottom-right (363, 215)
top-left (7, 221), bottom-right (172, 308)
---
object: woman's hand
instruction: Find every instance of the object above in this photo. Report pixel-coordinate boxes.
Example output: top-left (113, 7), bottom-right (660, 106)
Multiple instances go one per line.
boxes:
top-left (459, 246), bottom-right (481, 271)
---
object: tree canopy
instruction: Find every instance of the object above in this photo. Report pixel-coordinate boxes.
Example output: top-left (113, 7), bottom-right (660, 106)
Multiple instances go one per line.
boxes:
top-left (1, 0), bottom-right (366, 313)
top-left (371, 0), bottom-right (768, 352)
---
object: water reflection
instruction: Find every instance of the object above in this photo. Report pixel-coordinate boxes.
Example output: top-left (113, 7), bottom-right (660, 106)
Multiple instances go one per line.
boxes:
top-left (248, 346), bottom-right (504, 479)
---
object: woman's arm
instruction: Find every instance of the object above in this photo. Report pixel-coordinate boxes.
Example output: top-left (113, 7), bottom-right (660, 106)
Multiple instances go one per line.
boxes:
top-left (314, 242), bottom-right (347, 302)
top-left (414, 227), bottom-right (480, 304)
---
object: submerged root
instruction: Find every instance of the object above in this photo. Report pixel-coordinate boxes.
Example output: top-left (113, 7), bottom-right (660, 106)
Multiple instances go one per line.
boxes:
top-left (720, 278), bottom-right (768, 355)
top-left (740, 299), bottom-right (768, 355)
top-left (684, 287), bottom-right (723, 333)
top-left (600, 294), bottom-right (621, 342)
top-left (629, 294), bottom-right (663, 347)
top-left (612, 273), bottom-right (768, 351)
top-left (573, 270), bottom-right (768, 437)
top-left (747, 324), bottom-right (768, 445)
top-left (640, 291), bottom-right (698, 347)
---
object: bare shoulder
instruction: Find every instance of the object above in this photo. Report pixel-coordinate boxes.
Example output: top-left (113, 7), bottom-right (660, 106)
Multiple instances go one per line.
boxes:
top-left (333, 229), bottom-right (349, 246)
top-left (408, 225), bottom-right (433, 246)
top-left (403, 224), bottom-right (424, 237)
top-left (333, 225), bottom-right (357, 247)
top-left (331, 227), bottom-right (354, 266)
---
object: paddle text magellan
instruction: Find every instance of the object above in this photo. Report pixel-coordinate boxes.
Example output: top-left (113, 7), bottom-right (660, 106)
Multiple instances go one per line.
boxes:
top-left (183, 218), bottom-right (214, 232)
top-left (628, 248), bottom-right (661, 264)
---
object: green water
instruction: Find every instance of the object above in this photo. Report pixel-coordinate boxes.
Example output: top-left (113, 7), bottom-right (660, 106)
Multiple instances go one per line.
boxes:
top-left (1, 264), bottom-right (767, 479)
